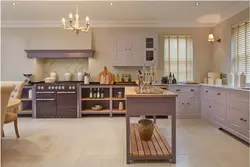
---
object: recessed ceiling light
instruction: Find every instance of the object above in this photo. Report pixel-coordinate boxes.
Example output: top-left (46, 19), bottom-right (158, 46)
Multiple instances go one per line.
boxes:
top-left (12, 2), bottom-right (16, 6)
top-left (195, 2), bottom-right (200, 6)
top-left (109, 2), bottom-right (113, 6)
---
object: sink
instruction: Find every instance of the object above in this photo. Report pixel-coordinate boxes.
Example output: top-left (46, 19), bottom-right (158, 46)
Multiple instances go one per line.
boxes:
top-left (241, 88), bottom-right (250, 90)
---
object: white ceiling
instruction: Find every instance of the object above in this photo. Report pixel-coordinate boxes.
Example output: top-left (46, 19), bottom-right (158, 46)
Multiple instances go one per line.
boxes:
top-left (1, 1), bottom-right (249, 27)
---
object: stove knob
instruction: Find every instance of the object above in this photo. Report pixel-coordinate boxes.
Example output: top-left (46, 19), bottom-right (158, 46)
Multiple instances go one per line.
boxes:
top-left (52, 86), bottom-right (54, 90)
top-left (58, 86), bottom-right (61, 90)
top-left (69, 86), bottom-right (72, 90)
top-left (48, 86), bottom-right (51, 90)
top-left (55, 86), bottom-right (58, 90)
top-left (37, 86), bottom-right (40, 90)
top-left (62, 86), bottom-right (65, 90)
top-left (41, 86), bottom-right (44, 90)
top-left (72, 86), bottom-right (75, 90)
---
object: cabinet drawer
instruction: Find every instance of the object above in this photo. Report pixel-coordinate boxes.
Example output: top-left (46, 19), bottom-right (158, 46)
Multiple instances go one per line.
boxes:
top-left (213, 88), bottom-right (227, 104)
top-left (201, 86), bottom-right (214, 99)
top-left (228, 90), bottom-right (249, 103)
top-left (169, 86), bottom-right (199, 93)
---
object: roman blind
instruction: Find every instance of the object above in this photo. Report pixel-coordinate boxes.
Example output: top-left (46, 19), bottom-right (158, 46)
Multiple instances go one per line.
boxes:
top-left (231, 20), bottom-right (250, 83)
top-left (164, 36), bottom-right (193, 82)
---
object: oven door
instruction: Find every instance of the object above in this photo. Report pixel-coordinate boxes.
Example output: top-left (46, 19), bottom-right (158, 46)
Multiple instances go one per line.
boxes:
top-left (56, 91), bottom-right (77, 118)
top-left (36, 91), bottom-right (57, 118)
top-left (36, 98), bottom-right (57, 118)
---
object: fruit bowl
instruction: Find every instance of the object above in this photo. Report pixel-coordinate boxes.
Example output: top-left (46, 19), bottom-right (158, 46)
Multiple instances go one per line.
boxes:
top-left (91, 105), bottom-right (103, 111)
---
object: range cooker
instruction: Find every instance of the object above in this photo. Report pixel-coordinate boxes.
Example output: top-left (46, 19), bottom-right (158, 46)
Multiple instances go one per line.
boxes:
top-left (34, 82), bottom-right (79, 118)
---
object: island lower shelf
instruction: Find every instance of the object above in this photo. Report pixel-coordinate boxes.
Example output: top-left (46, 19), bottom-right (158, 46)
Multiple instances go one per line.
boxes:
top-left (129, 123), bottom-right (172, 160)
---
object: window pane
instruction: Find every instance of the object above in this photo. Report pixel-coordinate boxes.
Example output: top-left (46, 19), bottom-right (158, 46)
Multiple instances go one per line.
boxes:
top-left (164, 36), bottom-right (193, 82)
top-left (231, 21), bottom-right (250, 83)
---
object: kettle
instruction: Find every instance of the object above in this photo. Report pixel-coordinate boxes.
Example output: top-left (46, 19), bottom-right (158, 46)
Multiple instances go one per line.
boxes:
top-left (64, 72), bottom-right (72, 81)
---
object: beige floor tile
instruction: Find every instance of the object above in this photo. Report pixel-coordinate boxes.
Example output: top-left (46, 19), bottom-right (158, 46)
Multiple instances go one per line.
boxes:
top-left (1, 117), bottom-right (249, 167)
top-left (76, 155), bottom-right (123, 167)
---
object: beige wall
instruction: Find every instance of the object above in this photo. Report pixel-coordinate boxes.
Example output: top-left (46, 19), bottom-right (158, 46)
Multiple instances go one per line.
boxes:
top-left (1, 27), bottom-right (212, 82)
top-left (211, 8), bottom-right (249, 73)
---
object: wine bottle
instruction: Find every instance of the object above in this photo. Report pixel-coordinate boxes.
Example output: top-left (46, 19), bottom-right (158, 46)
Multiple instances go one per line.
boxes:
top-left (89, 88), bottom-right (93, 98)
top-left (97, 88), bottom-right (100, 98)
top-left (101, 88), bottom-right (104, 98)
top-left (172, 74), bottom-right (177, 84)
top-left (169, 72), bottom-right (172, 84)
top-left (93, 88), bottom-right (97, 98)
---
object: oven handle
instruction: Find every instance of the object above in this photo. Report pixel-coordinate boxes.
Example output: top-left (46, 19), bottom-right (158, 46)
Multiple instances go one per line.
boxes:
top-left (57, 91), bottom-right (75, 94)
top-left (37, 98), bottom-right (55, 101)
top-left (37, 92), bottom-right (55, 94)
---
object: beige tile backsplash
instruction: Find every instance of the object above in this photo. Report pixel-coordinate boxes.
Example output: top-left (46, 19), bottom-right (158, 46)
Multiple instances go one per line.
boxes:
top-left (43, 59), bottom-right (89, 81)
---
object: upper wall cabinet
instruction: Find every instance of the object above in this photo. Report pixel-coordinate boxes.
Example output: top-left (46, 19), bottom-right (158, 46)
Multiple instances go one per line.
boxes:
top-left (113, 33), bottom-right (158, 67)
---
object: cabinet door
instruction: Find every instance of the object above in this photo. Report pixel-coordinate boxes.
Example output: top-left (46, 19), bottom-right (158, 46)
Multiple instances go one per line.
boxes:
top-left (211, 100), bottom-right (227, 125)
top-left (129, 35), bottom-right (143, 66)
top-left (227, 101), bottom-right (249, 137)
top-left (114, 35), bottom-right (129, 50)
top-left (144, 36), bottom-right (158, 66)
top-left (177, 93), bottom-right (199, 117)
top-left (113, 50), bottom-right (129, 66)
top-left (201, 98), bottom-right (213, 121)
top-left (113, 35), bottom-right (129, 66)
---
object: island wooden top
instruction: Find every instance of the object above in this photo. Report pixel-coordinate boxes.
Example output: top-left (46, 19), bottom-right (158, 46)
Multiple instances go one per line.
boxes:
top-left (125, 87), bottom-right (178, 98)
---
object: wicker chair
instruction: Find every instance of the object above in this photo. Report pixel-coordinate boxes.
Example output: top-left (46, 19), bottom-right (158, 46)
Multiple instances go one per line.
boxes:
top-left (1, 83), bottom-right (15, 138)
top-left (2, 81), bottom-right (24, 138)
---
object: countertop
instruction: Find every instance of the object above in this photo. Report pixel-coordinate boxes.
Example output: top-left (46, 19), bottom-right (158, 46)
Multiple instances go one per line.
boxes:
top-left (154, 83), bottom-right (250, 92)
top-left (125, 87), bottom-right (178, 97)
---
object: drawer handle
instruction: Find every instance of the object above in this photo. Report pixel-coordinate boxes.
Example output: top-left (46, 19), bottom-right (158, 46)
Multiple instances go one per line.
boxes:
top-left (209, 106), bottom-right (211, 108)
top-left (205, 90), bottom-right (208, 93)
top-left (190, 89), bottom-right (195, 92)
top-left (182, 102), bottom-right (185, 105)
top-left (176, 89), bottom-right (180, 92)
top-left (186, 103), bottom-right (190, 105)
top-left (217, 93), bottom-right (221, 96)
top-left (240, 118), bottom-right (244, 121)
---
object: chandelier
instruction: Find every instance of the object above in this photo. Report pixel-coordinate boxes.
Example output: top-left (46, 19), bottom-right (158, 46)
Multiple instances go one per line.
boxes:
top-left (61, 5), bottom-right (90, 35)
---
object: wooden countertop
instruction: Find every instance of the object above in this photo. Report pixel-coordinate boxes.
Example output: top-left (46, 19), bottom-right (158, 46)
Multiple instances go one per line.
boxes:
top-left (125, 87), bottom-right (178, 97)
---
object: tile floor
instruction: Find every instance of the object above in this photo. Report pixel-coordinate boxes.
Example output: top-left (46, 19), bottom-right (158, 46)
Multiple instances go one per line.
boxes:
top-left (1, 117), bottom-right (249, 167)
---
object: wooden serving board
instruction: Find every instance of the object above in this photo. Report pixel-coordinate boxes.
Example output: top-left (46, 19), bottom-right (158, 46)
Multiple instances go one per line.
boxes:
top-left (130, 123), bottom-right (172, 158)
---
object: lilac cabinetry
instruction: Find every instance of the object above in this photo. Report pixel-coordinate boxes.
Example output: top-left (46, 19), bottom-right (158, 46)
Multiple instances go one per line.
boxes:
top-left (210, 88), bottom-right (227, 126)
top-left (227, 90), bottom-right (249, 141)
top-left (168, 85), bottom-right (200, 118)
top-left (201, 86), bottom-right (250, 143)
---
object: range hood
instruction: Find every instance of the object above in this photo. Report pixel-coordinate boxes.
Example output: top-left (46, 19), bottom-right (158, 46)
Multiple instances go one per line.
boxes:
top-left (25, 49), bottom-right (95, 59)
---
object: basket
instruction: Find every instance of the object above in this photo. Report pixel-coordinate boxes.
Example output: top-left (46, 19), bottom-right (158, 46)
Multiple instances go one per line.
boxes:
top-left (138, 119), bottom-right (154, 141)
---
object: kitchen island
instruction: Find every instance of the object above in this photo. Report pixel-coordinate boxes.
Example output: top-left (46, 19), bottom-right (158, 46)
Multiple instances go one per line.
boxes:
top-left (125, 87), bottom-right (178, 164)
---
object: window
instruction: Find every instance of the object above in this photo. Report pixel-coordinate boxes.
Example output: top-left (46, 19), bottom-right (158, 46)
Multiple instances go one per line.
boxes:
top-left (164, 36), bottom-right (193, 82)
top-left (231, 20), bottom-right (250, 83)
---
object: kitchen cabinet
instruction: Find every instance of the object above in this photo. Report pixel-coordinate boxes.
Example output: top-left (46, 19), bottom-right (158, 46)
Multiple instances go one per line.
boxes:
top-left (210, 88), bottom-right (227, 126)
top-left (227, 90), bottom-right (249, 137)
top-left (144, 35), bottom-right (158, 66)
top-left (113, 34), bottom-right (158, 66)
top-left (201, 98), bottom-right (213, 121)
top-left (200, 86), bottom-right (250, 142)
top-left (168, 85), bottom-right (200, 118)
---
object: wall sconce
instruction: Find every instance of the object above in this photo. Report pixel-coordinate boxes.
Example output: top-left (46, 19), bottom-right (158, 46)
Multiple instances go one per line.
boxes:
top-left (208, 33), bottom-right (221, 44)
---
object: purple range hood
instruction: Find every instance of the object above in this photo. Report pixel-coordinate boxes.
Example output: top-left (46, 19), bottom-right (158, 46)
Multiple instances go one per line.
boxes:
top-left (25, 49), bottom-right (95, 59)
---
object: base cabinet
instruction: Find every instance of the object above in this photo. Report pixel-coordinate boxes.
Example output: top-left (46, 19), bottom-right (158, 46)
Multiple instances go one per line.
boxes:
top-left (200, 87), bottom-right (250, 143)
top-left (169, 85), bottom-right (200, 118)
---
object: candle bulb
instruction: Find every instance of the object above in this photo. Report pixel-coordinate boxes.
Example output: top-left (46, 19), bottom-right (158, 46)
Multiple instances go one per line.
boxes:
top-left (62, 18), bottom-right (66, 25)
top-left (69, 13), bottom-right (73, 19)
top-left (86, 16), bottom-right (90, 23)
